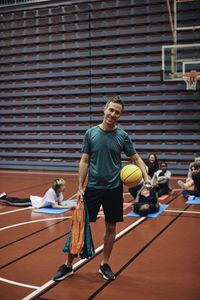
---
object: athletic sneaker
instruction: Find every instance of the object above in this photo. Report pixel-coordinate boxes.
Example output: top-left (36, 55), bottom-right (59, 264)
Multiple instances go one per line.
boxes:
top-left (188, 195), bottom-right (195, 201)
top-left (178, 180), bottom-right (187, 189)
top-left (0, 193), bottom-right (6, 199)
top-left (99, 264), bottom-right (115, 281)
top-left (52, 264), bottom-right (73, 281)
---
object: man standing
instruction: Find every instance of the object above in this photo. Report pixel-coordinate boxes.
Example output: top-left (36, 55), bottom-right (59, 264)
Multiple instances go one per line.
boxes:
top-left (53, 95), bottom-right (150, 281)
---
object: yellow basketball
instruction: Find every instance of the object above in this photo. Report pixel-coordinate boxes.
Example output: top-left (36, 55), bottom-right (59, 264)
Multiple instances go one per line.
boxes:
top-left (120, 164), bottom-right (142, 187)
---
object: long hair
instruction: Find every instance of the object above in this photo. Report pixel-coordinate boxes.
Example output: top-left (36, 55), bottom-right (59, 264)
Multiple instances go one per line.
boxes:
top-left (147, 153), bottom-right (159, 168)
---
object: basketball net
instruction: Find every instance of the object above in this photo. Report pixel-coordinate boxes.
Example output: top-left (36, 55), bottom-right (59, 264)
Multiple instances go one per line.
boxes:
top-left (182, 72), bottom-right (200, 90)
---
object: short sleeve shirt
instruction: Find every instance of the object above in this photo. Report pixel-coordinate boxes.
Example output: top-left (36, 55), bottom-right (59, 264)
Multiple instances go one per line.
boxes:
top-left (82, 125), bottom-right (136, 189)
top-left (30, 188), bottom-right (63, 208)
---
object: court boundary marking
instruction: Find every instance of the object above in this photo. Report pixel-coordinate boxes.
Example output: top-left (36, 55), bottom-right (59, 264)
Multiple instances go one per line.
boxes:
top-left (2, 206), bottom-right (198, 297)
top-left (29, 202), bottom-right (195, 300)
top-left (21, 192), bottom-right (184, 298)
top-left (1, 208), bottom-right (199, 233)
top-left (0, 169), bottom-right (186, 181)
top-left (0, 207), bottom-right (32, 216)
top-left (0, 170), bottom-right (78, 176)
top-left (0, 216), bottom-right (72, 232)
top-left (1, 228), bottom-right (72, 270)
top-left (22, 217), bottom-right (146, 300)
top-left (165, 209), bottom-right (200, 214)
top-left (87, 205), bottom-right (191, 299)
top-left (0, 277), bottom-right (39, 290)
top-left (1, 190), bottom-right (197, 298)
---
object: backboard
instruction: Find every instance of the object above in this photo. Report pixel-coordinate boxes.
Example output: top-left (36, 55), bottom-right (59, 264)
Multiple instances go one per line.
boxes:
top-left (162, 43), bottom-right (200, 89)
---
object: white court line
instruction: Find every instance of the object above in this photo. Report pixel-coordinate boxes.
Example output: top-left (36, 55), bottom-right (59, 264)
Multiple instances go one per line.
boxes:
top-left (0, 170), bottom-right (78, 176)
top-left (22, 217), bottom-right (145, 300)
top-left (0, 277), bottom-right (39, 289)
top-left (165, 209), bottom-right (200, 214)
top-left (0, 170), bottom-right (186, 181)
top-left (0, 207), bottom-right (32, 216)
top-left (0, 216), bottom-right (72, 231)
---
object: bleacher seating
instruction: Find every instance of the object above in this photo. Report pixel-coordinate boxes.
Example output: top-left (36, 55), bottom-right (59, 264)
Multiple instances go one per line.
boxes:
top-left (0, 0), bottom-right (199, 174)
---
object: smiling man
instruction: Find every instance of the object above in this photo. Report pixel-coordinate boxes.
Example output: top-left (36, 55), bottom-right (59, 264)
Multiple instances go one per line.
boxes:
top-left (53, 95), bottom-right (150, 282)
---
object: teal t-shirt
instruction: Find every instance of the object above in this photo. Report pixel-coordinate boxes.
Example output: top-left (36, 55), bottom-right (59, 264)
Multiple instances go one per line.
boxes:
top-left (82, 125), bottom-right (136, 189)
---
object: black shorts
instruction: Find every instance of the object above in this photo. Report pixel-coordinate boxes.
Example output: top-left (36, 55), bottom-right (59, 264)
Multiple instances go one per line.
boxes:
top-left (84, 185), bottom-right (123, 223)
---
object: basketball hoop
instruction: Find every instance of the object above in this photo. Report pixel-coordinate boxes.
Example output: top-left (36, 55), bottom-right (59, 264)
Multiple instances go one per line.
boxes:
top-left (182, 72), bottom-right (200, 90)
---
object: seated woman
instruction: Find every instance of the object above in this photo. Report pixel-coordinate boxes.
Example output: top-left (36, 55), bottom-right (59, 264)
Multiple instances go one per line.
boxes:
top-left (146, 153), bottom-right (159, 179)
top-left (133, 184), bottom-right (160, 217)
top-left (181, 163), bottom-right (200, 200)
top-left (152, 161), bottom-right (172, 197)
top-left (0, 178), bottom-right (76, 210)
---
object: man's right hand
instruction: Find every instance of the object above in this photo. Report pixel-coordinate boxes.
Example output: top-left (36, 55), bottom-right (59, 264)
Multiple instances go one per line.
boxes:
top-left (77, 189), bottom-right (84, 201)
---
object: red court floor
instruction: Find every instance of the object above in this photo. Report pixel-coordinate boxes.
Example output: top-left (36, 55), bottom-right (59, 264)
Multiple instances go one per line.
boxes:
top-left (0, 170), bottom-right (200, 300)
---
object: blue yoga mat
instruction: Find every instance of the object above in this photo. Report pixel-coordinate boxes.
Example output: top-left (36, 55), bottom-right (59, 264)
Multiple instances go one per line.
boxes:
top-left (126, 204), bottom-right (169, 218)
top-left (186, 197), bottom-right (200, 204)
top-left (34, 200), bottom-right (77, 214)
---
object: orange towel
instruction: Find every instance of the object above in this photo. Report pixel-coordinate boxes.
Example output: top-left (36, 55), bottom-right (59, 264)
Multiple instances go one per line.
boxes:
top-left (70, 201), bottom-right (85, 255)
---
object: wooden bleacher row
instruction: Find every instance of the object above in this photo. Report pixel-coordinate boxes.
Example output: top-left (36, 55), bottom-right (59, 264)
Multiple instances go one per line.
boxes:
top-left (0, 102), bottom-right (198, 114)
top-left (0, 50), bottom-right (163, 65)
top-left (0, 97), bottom-right (199, 110)
top-left (0, 10), bottom-right (198, 39)
top-left (0, 156), bottom-right (80, 171)
top-left (0, 141), bottom-right (197, 159)
top-left (0, 92), bottom-right (199, 105)
top-left (0, 64), bottom-right (163, 80)
top-left (0, 50), bottom-right (172, 68)
top-left (0, 122), bottom-right (199, 133)
top-left (0, 112), bottom-right (199, 123)
top-left (0, 60), bottom-right (164, 74)
top-left (0, 30), bottom-right (197, 54)
top-left (0, 132), bottom-right (199, 141)
top-left (1, 21), bottom-right (197, 45)
top-left (0, 22), bottom-right (183, 38)
top-left (1, 20), bottom-right (197, 41)
top-left (0, 115), bottom-right (199, 125)
top-left (0, 152), bottom-right (195, 174)
top-left (0, 61), bottom-right (162, 76)
top-left (1, 1), bottom-right (168, 22)
top-left (0, 83), bottom-right (196, 96)
top-left (0, 0), bottom-right (198, 29)
top-left (0, 75), bottom-right (173, 89)
top-left (0, 141), bottom-right (199, 152)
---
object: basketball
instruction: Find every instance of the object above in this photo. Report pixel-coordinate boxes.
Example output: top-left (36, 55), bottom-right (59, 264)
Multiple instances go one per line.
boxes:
top-left (120, 164), bottom-right (143, 187)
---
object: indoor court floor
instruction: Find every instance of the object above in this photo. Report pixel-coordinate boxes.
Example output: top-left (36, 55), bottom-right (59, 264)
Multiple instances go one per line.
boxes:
top-left (0, 170), bottom-right (200, 300)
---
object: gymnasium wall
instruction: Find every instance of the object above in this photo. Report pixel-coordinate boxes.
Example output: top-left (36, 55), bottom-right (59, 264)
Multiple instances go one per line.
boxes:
top-left (0, 0), bottom-right (199, 174)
